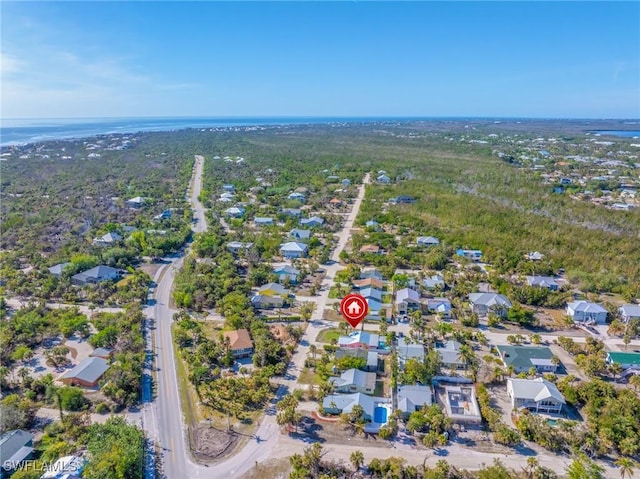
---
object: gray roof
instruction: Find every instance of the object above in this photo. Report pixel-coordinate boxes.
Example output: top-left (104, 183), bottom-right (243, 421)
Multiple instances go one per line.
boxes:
top-left (49, 262), bottom-right (72, 276)
top-left (251, 294), bottom-right (284, 306)
top-left (508, 378), bottom-right (565, 404)
top-left (397, 337), bottom-right (425, 361)
top-left (417, 236), bottom-right (440, 245)
top-left (396, 288), bottom-right (420, 304)
top-left (436, 341), bottom-right (465, 366)
top-left (339, 331), bottom-right (380, 348)
top-left (423, 274), bottom-right (445, 289)
top-left (330, 369), bottom-right (376, 390)
top-left (280, 241), bottom-right (308, 253)
top-left (59, 357), bottom-right (109, 384)
top-left (289, 228), bottom-right (311, 239)
top-left (0, 429), bottom-right (34, 465)
top-left (301, 216), bottom-right (324, 226)
top-left (525, 276), bottom-right (558, 288)
top-left (397, 385), bottom-right (432, 413)
top-left (567, 301), bottom-right (607, 314)
top-left (360, 287), bottom-right (382, 301)
top-left (72, 265), bottom-right (120, 283)
top-left (469, 293), bottom-right (512, 308)
top-left (322, 393), bottom-right (379, 418)
top-left (620, 304), bottom-right (640, 318)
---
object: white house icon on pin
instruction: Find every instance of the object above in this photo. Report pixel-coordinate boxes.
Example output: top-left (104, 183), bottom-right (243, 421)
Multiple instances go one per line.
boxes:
top-left (347, 300), bottom-right (362, 315)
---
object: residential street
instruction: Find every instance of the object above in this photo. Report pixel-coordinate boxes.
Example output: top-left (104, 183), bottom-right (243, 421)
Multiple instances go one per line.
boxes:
top-left (140, 163), bottom-right (624, 479)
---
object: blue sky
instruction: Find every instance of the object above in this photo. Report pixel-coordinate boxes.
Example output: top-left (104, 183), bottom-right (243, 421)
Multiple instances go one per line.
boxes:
top-left (1, 1), bottom-right (638, 119)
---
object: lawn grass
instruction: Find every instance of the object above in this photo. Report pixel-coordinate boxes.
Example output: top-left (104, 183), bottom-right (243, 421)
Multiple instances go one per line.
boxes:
top-left (298, 367), bottom-right (323, 385)
top-left (315, 328), bottom-right (343, 343)
top-left (171, 323), bottom-right (199, 425)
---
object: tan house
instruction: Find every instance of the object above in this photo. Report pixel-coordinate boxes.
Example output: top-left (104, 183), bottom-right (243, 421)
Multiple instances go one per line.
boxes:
top-left (223, 329), bottom-right (254, 359)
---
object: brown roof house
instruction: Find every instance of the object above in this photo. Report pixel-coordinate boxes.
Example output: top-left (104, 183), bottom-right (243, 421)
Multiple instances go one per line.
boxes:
top-left (223, 329), bottom-right (254, 359)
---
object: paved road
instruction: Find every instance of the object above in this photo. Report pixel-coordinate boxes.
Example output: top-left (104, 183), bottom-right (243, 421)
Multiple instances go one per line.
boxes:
top-left (142, 164), bottom-right (625, 479)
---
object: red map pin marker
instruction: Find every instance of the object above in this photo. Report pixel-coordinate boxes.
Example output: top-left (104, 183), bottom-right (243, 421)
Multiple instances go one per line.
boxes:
top-left (340, 293), bottom-right (369, 328)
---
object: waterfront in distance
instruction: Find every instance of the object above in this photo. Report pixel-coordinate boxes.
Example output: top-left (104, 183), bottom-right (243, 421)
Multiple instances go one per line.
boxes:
top-left (2, 117), bottom-right (640, 147)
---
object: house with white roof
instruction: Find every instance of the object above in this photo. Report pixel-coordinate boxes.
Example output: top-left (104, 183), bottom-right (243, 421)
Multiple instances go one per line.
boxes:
top-left (71, 265), bottom-right (120, 286)
top-left (566, 301), bottom-right (608, 324)
top-left (469, 293), bottom-right (512, 317)
top-left (40, 455), bottom-right (86, 479)
top-left (525, 276), bottom-right (559, 291)
top-left (330, 368), bottom-right (376, 394)
top-left (279, 241), bottom-right (308, 259)
top-left (377, 174), bottom-right (391, 184)
top-left (507, 378), bottom-right (565, 413)
top-left (525, 251), bottom-right (545, 261)
top-left (338, 331), bottom-right (382, 350)
top-left (619, 304), bottom-right (640, 323)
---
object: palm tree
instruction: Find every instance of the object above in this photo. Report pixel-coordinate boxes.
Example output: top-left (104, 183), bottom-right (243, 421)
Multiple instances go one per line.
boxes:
top-left (350, 450), bottom-right (364, 472)
top-left (309, 344), bottom-right (317, 361)
top-left (616, 457), bottom-right (637, 479)
top-left (525, 457), bottom-right (539, 479)
top-left (457, 344), bottom-right (475, 368)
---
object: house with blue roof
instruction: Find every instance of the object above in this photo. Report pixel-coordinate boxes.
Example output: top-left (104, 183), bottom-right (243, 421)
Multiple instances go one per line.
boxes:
top-left (300, 216), bottom-right (324, 228)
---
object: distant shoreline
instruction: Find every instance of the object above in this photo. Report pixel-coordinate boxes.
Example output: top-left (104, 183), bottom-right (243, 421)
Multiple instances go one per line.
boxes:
top-left (2, 116), bottom-right (639, 147)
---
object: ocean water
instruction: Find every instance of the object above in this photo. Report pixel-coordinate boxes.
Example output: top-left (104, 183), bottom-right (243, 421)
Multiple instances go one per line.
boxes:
top-left (0, 116), bottom-right (398, 146)
top-left (591, 130), bottom-right (640, 138)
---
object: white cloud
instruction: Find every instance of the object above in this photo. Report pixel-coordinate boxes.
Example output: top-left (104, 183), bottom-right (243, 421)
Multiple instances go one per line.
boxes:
top-left (0, 52), bottom-right (25, 75)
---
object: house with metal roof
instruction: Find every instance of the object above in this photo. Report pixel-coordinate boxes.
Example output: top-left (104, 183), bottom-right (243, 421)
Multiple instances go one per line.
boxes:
top-left (360, 268), bottom-right (384, 280)
top-left (395, 288), bottom-right (421, 315)
top-left (227, 241), bottom-right (254, 255)
top-left (436, 341), bottom-right (467, 370)
top-left (338, 331), bottom-right (381, 350)
top-left (250, 294), bottom-right (285, 309)
top-left (322, 393), bottom-right (391, 432)
top-left (426, 298), bottom-right (452, 318)
top-left (59, 357), bottom-right (109, 387)
top-left (300, 216), bottom-right (324, 228)
top-left (423, 274), bottom-right (445, 290)
top-left (566, 301), bottom-right (608, 324)
top-left (416, 236), bottom-right (440, 247)
top-left (0, 430), bottom-right (34, 478)
top-left (360, 287), bottom-right (383, 302)
top-left (279, 241), bottom-right (308, 258)
top-left (397, 337), bottom-right (425, 367)
top-left (525, 276), bottom-right (559, 291)
top-left (48, 262), bottom-right (72, 278)
top-left (469, 293), bottom-right (512, 317)
top-left (125, 196), bottom-right (145, 208)
top-left (224, 207), bottom-right (246, 218)
top-left (330, 369), bottom-right (376, 394)
top-left (456, 249), bottom-right (483, 261)
top-left (606, 351), bottom-right (640, 370)
top-left (92, 231), bottom-right (123, 247)
top-left (507, 378), bottom-right (565, 413)
top-left (71, 265), bottom-right (120, 286)
top-left (396, 385), bottom-right (433, 417)
top-left (288, 192), bottom-right (306, 202)
top-left (496, 345), bottom-right (557, 374)
top-left (619, 304), bottom-right (640, 323)
top-left (253, 217), bottom-right (274, 226)
top-left (289, 228), bottom-right (311, 241)
top-left (273, 265), bottom-right (300, 284)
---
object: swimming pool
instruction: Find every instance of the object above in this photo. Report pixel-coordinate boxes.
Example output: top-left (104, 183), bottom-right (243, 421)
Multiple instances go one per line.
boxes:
top-left (547, 419), bottom-right (558, 426)
top-left (374, 406), bottom-right (388, 423)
